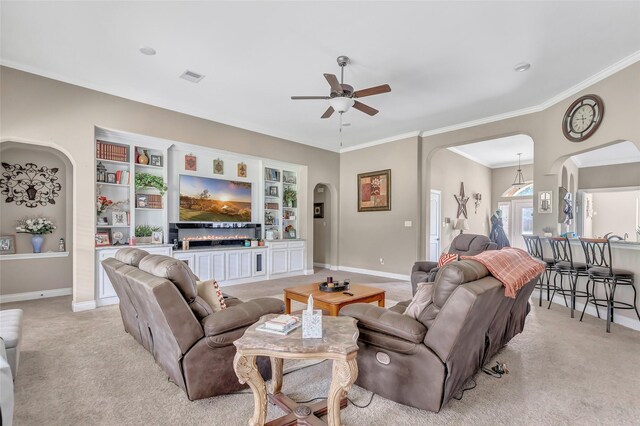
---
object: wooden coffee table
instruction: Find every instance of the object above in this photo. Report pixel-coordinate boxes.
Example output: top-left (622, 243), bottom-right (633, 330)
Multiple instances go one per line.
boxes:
top-left (283, 283), bottom-right (385, 316)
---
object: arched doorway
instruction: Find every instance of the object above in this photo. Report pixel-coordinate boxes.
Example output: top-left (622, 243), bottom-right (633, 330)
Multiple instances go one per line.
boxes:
top-left (312, 183), bottom-right (338, 270)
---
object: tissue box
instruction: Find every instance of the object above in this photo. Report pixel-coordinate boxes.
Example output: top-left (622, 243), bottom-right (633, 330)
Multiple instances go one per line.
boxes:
top-left (302, 309), bottom-right (323, 338)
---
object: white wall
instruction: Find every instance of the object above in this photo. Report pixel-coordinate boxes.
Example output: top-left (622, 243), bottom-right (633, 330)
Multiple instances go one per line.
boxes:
top-left (590, 190), bottom-right (640, 239)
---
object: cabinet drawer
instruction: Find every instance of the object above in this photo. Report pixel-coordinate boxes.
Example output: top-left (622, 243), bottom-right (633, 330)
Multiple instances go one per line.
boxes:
top-left (269, 242), bottom-right (288, 249)
top-left (288, 241), bottom-right (305, 248)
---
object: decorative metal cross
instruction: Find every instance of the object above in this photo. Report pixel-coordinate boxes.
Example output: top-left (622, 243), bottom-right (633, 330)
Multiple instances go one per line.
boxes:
top-left (454, 182), bottom-right (469, 219)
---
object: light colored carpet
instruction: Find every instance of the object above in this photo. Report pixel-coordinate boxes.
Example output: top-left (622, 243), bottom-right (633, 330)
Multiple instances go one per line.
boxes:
top-left (3, 269), bottom-right (640, 425)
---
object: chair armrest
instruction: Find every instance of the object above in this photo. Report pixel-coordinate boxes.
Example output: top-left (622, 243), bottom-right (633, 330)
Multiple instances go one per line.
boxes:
top-left (340, 304), bottom-right (427, 343)
top-left (412, 261), bottom-right (438, 274)
top-left (202, 297), bottom-right (284, 336)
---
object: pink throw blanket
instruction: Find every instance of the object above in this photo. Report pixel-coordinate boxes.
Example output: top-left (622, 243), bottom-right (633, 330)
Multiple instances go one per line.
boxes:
top-left (462, 247), bottom-right (545, 298)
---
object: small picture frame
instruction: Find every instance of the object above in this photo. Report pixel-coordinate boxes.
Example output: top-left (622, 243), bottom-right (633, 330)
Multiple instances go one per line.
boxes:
top-left (95, 232), bottom-right (111, 247)
top-left (151, 231), bottom-right (163, 244)
top-left (110, 230), bottom-right (126, 245)
top-left (213, 159), bottom-right (224, 175)
top-left (0, 235), bottom-right (16, 255)
top-left (136, 194), bottom-right (149, 208)
top-left (106, 173), bottom-right (117, 184)
top-left (237, 162), bottom-right (247, 178)
top-left (97, 216), bottom-right (109, 226)
top-left (150, 155), bottom-right (162, 167)
top-left (112, 210), bottom-right (128, 226)
top-left (314, 202), bottom-right (324, 219)
top-left (185, 154), bottom-right (197, 171)
top-left (269, 186), bottom-right (279, 197)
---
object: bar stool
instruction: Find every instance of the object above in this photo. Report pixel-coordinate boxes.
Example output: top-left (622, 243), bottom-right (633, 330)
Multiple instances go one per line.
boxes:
top-left (523, 235), bottom-right (557, 307)
top-left (579, 237), bottom-right (640, 333)
top-left (547, 236), bottom-right (590, 318)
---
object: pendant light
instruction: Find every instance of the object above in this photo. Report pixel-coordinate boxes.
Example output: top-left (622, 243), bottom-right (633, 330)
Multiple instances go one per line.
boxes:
top-left (512, 153), bottom-right (526, 187)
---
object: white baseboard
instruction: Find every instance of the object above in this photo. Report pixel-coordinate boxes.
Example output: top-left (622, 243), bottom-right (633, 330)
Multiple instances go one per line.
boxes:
top-left (72, 300), bottom-right (97, 312)
top-left (536, 294), bottom-right (640, 331)
top-left (313, 262), bottom-right (338, 271)
top-left (96, 296), bottom-right (119, 307)
top-left (337, 266), bottom-right (410, 282)
top-left (0, 287), bottom-right (72, 304)
top-left (304, 269), bottom-right (315, 275)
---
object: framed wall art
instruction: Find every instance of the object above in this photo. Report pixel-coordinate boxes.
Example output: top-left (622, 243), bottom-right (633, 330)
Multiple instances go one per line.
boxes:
top-left (357, 169), bottom-right (391, 212)
top-left (314, 203), bottom-right (324, 219)
top-left (185, 154), bottom-right (197, 171)
top-left (213, 159), bottom-right (224, 175)
top-left (150, 155), bottom-right (163, 167)
top-left (237, 162), bottom-right (247, 178)
top-left (95, 232), bottom-right (111, 247)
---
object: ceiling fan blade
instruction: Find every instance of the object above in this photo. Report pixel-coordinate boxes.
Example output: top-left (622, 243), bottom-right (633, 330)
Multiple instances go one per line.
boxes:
top-left (321, 106), bottom-right (335, 119)
top-left (353, 101), bottom-right (379, 116)
top-left (323, 74), bottom-right (343, 94)
top-left (353, 84), bottom-right (391, 98)
top-left (291, 96), bottom-right (331, 100)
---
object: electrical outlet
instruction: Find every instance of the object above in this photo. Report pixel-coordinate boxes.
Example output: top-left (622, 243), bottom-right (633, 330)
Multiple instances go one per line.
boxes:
top-left (379, 257), bottom-right (384, 265)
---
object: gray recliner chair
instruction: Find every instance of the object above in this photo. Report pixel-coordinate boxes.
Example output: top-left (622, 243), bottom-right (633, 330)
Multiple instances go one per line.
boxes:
top-left (411, 233), bottom-right (497, 295)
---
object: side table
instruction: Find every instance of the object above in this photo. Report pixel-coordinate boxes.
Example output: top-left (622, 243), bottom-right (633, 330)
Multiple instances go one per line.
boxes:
top-left (233, 315), bottom-right (359, 426)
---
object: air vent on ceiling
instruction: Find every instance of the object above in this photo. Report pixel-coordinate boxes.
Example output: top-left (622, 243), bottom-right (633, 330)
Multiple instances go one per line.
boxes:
top-left (180, 70), bottom-right (205, 83)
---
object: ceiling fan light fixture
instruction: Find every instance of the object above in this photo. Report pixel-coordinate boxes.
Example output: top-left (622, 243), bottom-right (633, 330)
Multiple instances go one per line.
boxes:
top-left (328, 96), bottom-right (354, 113)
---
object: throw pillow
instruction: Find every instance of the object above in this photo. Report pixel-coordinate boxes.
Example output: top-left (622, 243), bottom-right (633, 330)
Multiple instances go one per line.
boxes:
top-left (403, 282), bottom-right (434, 320)
top-left (438, 253), bottom-right (458, 267)
top-left (196, 280), bottom-right (227, 312)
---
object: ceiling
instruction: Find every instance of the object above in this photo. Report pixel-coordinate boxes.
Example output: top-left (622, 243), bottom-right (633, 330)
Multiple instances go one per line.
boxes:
top-left (448, 134), bottom-right (533, 169)
top-left (571, 141), bottom-right (640, 168)
top-left (2, 2), bottom-right (640, 152)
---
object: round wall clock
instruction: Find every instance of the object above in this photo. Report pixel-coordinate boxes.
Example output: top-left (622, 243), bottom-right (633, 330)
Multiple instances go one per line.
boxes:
top-left (562, 94), bottom-right (604, 142)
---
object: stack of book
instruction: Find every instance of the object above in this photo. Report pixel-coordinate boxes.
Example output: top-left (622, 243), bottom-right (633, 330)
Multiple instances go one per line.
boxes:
top-left (256, 315), bottom-right (301, 335)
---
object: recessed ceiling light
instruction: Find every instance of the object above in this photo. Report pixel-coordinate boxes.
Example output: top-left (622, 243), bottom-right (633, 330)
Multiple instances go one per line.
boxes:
top-left (180, 70), bottom-right (205, 83)
top-left (514, 62), bottom-right (531, 72)
top-left (139, 46), bottom-right (156, 56)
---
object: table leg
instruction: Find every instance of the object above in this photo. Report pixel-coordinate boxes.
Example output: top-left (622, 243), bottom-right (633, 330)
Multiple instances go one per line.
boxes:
top-left (378, 298), bottom-right (385, 308)
top-left (329, 305), bottom-right (340, 316)
top-left (326, 358), bottom-right (358, 426)
top-left (284, 295), bottom-right (291, 314)
top-left (233, 352), bottom-right (267, 426)
top-left (268, 357), bottom-right (283, 395)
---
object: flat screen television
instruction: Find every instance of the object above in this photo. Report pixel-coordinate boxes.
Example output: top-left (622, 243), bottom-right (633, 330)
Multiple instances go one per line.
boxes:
top-left (179, 175), bottom-right (252, 222)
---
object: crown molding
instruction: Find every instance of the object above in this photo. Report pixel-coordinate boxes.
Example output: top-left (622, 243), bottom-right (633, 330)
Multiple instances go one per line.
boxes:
top-left (339, 131), bottom-right (420, 153)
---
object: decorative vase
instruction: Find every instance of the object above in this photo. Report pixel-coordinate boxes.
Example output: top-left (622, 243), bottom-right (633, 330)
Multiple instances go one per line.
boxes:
top-left (138, 149), bottom-right (149, 165)
top-left (31, 234), bottom-right (44, 253)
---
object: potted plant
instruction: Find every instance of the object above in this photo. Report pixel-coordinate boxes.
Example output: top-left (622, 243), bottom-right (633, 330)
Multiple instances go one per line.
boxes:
top-left (283, 186), bottom-right (297, 208)
top-left (135, 224), bottom-right (161, 244)
top-left (16, 217), bottom-right (56, 253)
top-left (135, 173), bottom-right (168, 195)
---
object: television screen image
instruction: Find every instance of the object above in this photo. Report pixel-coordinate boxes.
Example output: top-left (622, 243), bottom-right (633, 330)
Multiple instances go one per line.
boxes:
top-left (179, 175), bottom-right (252, 222)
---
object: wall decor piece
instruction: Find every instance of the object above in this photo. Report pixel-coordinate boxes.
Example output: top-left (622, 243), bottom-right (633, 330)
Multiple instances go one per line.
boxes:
top-left (150, 155), bottom-right (163, 167)
top-left (95, 232), bottom-right (111, 247)
top-left (111, 210), bottom-right (128, 226)
top-left (106, 173), bottom-right (117, 184)
top-left (454, 182), bottom-right (469, 219)
top-left (558, 187), bottom-right (568, 224)
top-left (185, 154), bottom-right (197, 171)
top-left (269, 186), bottom-right (279, 197)
top-left (0, 235), bottom-right (16, 255)
top-left (213, 159), bottom-right (224, 175)
top-left (357, 169), bottom-right (391, 212)
top-left (538, 191), bottom-right (553, 214)
top-left (136, 194), bottom-right (149, 208)
top-left (110, 230), bottom-right (126, 245)
top-left (237, 162), bottom-right (247, 178)
top-left (0, 162), bottom-right (62, 208)
top-left (473, 193), bottom-right (482, 214)
top-left (314, 202), bottom-right (324, 219)
top-left (562, 94), bottom-right (604, 142)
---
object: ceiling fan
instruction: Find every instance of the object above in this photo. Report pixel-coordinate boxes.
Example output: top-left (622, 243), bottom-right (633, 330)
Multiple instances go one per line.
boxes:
top-left (291, 55), bottom-right (391, 119)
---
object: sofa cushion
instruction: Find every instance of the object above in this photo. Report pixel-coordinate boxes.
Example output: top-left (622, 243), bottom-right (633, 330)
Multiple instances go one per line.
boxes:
top-left (138, 255), bottom-right (199, 303)
top-left (449, 234), bottom-right (494, 255)
top-left (433, 260), bottom-right (489, 308)
top-left (340, 304), bottom-right (427, 343)
top-left (197, 280), bottom-right (227, 312)
top-left (403, 283), bottom-right (434, 320)
top-left (115, 248), bottom-right (150, 267)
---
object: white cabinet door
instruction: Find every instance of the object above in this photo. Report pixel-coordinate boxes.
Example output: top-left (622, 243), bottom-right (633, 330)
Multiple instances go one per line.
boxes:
top-left (195, 252), bottom-right (212, 281)
top-left (288, 247), bottom-right (304, 272)
top-left (270, 249), bottom-right (288, 275)
top-left (97, 249), bottom-right (119, 299)
top-left (174, 252), bottom-right (196, 270)
top-left (145, 246), bottom-right (172, 256)
top-left (253, 249), bottom-right (267, 277)
top-left (226, 251), bottom-right (242, 280)
top-left (240, 251), bottom-right (252, 278)
top-left (212, 252), bottom-right (226, 282)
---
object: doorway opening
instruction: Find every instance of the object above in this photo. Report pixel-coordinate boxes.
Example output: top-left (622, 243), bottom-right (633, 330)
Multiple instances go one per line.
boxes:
top-left (313, 183), bottom-right (337, 270)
